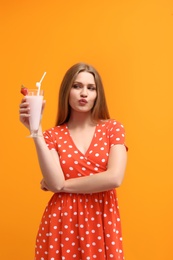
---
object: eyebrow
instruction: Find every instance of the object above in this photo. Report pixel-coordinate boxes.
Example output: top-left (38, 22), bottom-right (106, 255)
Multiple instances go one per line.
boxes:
top-left (73, 81), bottom-right (96, 86)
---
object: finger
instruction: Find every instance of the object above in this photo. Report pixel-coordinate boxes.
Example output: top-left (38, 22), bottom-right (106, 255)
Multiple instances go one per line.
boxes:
top-left (19, 101), bottom-right (30, 111)
top-left (20, 97), bottom-right (30, 108)
top-left (41, 187), bottom-right (48, 191)
top-left (20, 114), bottom-right (30, 118)
top-left (20, 97), bottom-right (27, 104)
top-left (41, 100), bottom-right (46, 114)
top-left (19, 105), bottom-right (29, 113)
top-left (19, 106), bottom-right (30, 112)
top-left (40, 179), bottom-right (45, 187)
top-left (43, 100), bottom-right (46, 106)
top-left (40, 181), bottom-right (48, 191)
top-left (19, 109), bottom-right (30, 118)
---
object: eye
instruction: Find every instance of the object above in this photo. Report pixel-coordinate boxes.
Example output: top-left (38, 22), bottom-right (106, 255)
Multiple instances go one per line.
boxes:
top-left (88, 85), bottom-right (96, 91)
top-left (72, 84), bottom-right (81, 89)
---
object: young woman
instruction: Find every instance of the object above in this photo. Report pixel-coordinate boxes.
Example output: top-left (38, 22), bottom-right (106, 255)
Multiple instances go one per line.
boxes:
top-left (19, 62), bottom-right (128, 260)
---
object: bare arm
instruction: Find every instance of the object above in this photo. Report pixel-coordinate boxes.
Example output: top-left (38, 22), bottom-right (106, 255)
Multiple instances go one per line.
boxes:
top-left (19, 98), bottom-right (65, 192)
top-left (61, 144), bottom-right (127, 194)
top-left (33, 136), bottom-right (65, 192)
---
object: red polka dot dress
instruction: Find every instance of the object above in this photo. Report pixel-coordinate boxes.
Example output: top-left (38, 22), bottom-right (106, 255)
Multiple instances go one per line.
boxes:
top-left (35, 119), bottom-right (127, 260)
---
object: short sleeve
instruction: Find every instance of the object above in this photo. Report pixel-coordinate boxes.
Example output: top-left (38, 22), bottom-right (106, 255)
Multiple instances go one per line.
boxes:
top-left (43, 128), bottom-right (57, 151)
top-left (109, 120), bottom-right (128, 151)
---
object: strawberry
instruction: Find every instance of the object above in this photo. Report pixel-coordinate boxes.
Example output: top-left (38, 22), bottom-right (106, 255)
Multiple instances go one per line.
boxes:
top-left (21, 85), bottom-right (28, 96)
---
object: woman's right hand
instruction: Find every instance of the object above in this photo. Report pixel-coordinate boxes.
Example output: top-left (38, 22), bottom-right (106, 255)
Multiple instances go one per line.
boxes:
top-left (19, 98), bottom-right (46, 130)
top-left (19, 97), bottom-right (30, 129)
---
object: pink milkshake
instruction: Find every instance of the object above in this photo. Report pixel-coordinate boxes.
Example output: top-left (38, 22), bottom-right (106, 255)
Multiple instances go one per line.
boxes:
top-left (26, 89), bottom-right (44, 137)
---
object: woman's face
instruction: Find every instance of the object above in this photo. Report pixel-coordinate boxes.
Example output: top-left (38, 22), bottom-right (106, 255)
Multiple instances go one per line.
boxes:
top-left (69, 71), bottom-right (97, 114)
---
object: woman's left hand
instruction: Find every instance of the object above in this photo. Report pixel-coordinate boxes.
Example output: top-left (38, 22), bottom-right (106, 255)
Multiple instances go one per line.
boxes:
top-left (40, 178), bottom-right (49, 191)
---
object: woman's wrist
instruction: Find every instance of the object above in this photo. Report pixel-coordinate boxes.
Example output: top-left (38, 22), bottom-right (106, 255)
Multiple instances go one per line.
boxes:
top-left (33, 126), bottom-right (44, 138)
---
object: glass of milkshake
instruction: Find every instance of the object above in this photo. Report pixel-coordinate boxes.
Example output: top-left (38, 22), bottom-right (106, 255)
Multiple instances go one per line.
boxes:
top-left (26, 89), bottom-right (44, 137)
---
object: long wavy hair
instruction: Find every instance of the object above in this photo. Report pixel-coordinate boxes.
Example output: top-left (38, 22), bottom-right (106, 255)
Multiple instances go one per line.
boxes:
top-left (55, 62), bottom-right (110, 125)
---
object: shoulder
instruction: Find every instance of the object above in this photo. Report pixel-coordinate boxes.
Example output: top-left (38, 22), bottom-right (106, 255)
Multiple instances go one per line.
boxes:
top-left (99, 119), bottom-right (125, 130)
top-left (100, 119), bottom-right (127, 149)
top-left (43, 124), bottom-right (67, 150)
top-left (43, 124), bottom-right (67, 138)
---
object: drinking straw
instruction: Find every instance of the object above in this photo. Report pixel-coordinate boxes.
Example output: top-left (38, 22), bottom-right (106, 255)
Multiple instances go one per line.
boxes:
top-left (36, 72), bottom-right (47, 95)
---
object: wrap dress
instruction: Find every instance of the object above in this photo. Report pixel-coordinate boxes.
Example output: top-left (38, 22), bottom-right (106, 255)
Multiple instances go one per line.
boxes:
top-left (35, 119), bottom-right (126, 260)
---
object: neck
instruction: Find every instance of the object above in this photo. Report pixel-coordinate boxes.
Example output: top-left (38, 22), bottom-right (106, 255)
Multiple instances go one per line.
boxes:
top-left (68, 111), bottom-right (96, 128)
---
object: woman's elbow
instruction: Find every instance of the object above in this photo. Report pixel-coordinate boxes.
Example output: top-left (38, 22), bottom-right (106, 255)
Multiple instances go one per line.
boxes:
top-left (47, 180), bottom-right (65, 193)
top-left (111, 174), bottom-right (124, 188)
top-left (54, 183), bottom-right (65, 192)
top-left (113, 179), bottom-right (123, 188)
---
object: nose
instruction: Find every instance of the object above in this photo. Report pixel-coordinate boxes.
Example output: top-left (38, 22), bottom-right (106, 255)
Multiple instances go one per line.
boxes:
top-left (80, 86), bottom-right (88, 97)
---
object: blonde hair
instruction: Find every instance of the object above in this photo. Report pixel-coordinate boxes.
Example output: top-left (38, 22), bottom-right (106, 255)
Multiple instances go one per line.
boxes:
top-left (56, 62), bottom-right (110, 125)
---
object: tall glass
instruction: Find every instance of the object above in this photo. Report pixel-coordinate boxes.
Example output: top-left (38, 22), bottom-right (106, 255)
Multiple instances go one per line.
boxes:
top-left (26, 89), bottom-right (44, 137)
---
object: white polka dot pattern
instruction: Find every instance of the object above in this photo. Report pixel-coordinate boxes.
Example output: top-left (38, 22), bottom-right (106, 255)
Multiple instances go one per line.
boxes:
top-left (35, 119), bottom-right (126, 259)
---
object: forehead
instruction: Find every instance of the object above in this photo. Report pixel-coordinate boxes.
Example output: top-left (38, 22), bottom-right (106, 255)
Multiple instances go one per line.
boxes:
top-left (74, 71), bottom-right (95, 84)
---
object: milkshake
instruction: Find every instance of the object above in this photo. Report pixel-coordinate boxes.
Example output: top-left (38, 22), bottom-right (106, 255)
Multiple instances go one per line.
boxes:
top-left (26, 89), bottom-right (44, 137)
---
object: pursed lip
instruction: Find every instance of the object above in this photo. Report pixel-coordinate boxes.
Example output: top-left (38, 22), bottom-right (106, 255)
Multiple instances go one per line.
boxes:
top-left (79, 98), bottom-right (88, 104)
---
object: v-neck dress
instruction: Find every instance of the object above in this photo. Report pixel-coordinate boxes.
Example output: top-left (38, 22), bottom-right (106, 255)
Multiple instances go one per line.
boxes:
top-left (35, 119), bottom-right (127, 260)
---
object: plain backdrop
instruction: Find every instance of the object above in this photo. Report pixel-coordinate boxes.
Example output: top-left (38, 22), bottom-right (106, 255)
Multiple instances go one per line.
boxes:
top-left (0, 0), bottom-right (173, 259)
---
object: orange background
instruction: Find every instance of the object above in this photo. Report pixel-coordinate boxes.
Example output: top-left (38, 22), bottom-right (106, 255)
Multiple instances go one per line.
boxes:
top-left (1, 0), bottom-right (173, 259)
